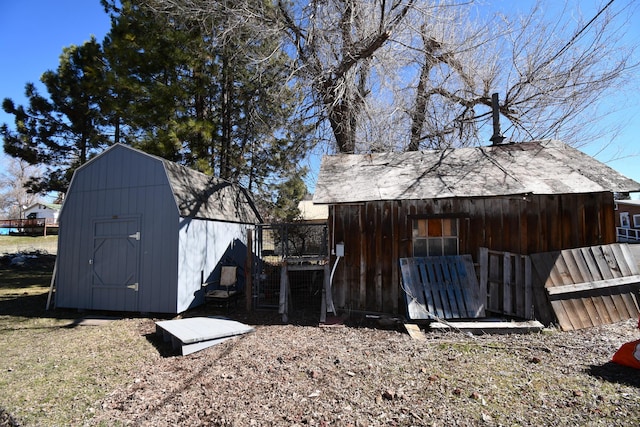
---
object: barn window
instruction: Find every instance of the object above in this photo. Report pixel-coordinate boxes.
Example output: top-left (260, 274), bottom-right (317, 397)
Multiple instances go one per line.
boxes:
top-left (412, 218), bottom-right (459, 256)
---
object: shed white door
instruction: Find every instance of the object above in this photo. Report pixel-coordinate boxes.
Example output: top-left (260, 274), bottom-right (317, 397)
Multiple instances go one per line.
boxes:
top-left (90, 216), bottom-right (141, 311)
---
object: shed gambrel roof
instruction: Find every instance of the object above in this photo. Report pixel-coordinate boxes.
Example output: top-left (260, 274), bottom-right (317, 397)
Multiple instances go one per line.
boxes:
top-left (73, 144), bottom-right (261, 223)
top-left (162, 160), bottom-right (261, 223)
top-left (313, 140), bottom-right (640, 204)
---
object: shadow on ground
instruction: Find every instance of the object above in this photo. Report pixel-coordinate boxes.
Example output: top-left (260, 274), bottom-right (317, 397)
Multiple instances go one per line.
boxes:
top-left (588, 362), bottom-right (640, 388)
top-left (0, 407), bottom-right (20, 427)
top-left (1, 252), bottom-right (393, 334)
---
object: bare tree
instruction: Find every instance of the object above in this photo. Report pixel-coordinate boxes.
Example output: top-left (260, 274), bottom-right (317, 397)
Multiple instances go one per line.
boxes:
top-left (0, 157), bottom-right (42, 218)
top-left (144, 0), bottom-right (638, 153)
top-left (391, 0), bottom-right (637, 150)
top-left (277, 0), bottom-right (418, 153)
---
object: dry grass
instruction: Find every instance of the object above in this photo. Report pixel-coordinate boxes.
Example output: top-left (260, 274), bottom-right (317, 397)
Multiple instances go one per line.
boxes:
top-left (1, 241), bottom-right (639, 426)
top-left (0, 251), bottom-right (159, 426)
top-left (90, 319), bottom-right (640, 426)
top-left (0, 235), bottom-right (59, 255)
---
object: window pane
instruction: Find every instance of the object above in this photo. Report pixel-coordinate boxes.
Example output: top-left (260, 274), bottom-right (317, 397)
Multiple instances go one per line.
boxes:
top-left (418, 219), bottom-right (428, 237)
top-left (428, 219), bottom-right (442, 237)
top-left (413, 219), bottom-right (427, 237)
top-left (412, 218), bottom-right (459, 257)
top-left (442, 219), bottom-right (457, 236)
top-left (621, 213), bottom-right (630, 228)
top-left (443, 238), bottom-right (458, 255)
top-left (428, 238), bottom-right (443, 256)
top-left (414, 239), bottom-right (428, 256)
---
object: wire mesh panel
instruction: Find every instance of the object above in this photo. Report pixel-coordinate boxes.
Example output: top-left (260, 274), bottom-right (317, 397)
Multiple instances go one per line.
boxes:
top-left (253, 223), bottom-right (328, 310)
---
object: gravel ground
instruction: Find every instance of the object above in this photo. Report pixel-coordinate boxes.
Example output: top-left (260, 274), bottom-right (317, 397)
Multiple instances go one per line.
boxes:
top-left (89, 313), bottom-right (640, 427)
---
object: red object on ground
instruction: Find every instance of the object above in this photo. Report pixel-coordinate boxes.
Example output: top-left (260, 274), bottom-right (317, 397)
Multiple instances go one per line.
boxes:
top-left (612, 339), bottom-right (640, 369)
top-left (612, 317), bottom-right (640, 369)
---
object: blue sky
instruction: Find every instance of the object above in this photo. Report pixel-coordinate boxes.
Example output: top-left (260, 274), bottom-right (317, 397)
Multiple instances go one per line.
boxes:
top-left (1, 0), bottom-right (639, 198)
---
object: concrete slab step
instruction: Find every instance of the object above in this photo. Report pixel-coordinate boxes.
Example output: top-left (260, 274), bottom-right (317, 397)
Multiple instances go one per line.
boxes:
top-left (155, 316), bottom-right (254, 355)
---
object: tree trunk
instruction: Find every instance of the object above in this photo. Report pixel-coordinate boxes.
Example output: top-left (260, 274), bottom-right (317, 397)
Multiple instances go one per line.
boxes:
top-left (221, 51), bottom-right (232, 179)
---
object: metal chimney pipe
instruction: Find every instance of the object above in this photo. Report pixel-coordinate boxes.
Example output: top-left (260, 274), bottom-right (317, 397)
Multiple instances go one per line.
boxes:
top-left (490, 92), bottom-right (505, 145)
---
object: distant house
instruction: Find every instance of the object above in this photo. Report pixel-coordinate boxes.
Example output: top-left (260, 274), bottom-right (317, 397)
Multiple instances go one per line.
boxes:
top-left (297, 197), bottom-right (328, 224)
top-left (615, 199), bottom-right (640, 243)
top-left (23, 203), bottom-right (61, 223)
top-left (313, 140), bottom-right (640, 314)
top-left (55, 144), bottom-right (261, 314)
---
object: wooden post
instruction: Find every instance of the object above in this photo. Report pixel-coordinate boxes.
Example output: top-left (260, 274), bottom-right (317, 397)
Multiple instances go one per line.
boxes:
top-left (320, 272), bottom-right (327, 324)
top-left (46, 259), bottom-right (58, 310)
top-left (515, 254), bottom-right (524, 316)
top-left (478, 247), bottom-right (488, 312)
top-left (503, 252), bottom-right (512, 315)
top-left (279, 262), bottom-right (289, 322)
top-left (524, 255), bottom-right (533, 319)
top-left (245, 229), bottom-right (253, 312)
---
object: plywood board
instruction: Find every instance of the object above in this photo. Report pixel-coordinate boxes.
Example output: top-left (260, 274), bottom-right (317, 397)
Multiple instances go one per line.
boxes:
top-left (404, 323), bottom-right (426, 341)
top-left (429, 320), bottom-right (544, 335)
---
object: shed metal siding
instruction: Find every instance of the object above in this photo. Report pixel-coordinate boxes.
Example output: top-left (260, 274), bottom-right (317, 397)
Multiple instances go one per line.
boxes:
top-left (56, 145), bottom-right (180, 313)
top-left (56, 144), bottom-right (260, 314)
top-left (137, 183), bottom-right (180, 313)
top-left (176, 218), bottom-right (250, 313)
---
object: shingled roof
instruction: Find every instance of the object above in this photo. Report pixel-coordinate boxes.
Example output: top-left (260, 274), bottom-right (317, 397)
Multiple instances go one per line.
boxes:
top-left (162, 160), bottom-right (261, 223)
top-left (313, 140), bottom-right (640, 204)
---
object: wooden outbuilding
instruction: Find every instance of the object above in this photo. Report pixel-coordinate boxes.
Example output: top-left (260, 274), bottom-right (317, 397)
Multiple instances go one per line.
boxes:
top-left (313, 140), bottom-right (640, 315)
top-left (55, 144), bottom-right (261, 314)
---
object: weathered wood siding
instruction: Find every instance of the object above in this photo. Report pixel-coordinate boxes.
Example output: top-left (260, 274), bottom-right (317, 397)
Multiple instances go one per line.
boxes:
top-left (530, 243), bottom-right (640, 330)
top-left (328, 192), bottom-right (615, 314)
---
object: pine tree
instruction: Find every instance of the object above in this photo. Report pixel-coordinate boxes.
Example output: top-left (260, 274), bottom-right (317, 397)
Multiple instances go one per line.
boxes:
top-left (102, 0), bottom-right (312, 194)
top-left (1, 38), bottom-right (109, 193)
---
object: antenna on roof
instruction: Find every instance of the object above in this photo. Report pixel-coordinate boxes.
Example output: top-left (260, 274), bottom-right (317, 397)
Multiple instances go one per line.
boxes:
top-left (490, 92), bottom-right (506, 145)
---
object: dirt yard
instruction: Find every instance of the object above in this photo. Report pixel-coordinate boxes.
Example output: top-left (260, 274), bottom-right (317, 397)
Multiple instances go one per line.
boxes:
top-left (1, 244), bottom-right (639, 426)
top-left (84, 313), bottom-right (640, 427)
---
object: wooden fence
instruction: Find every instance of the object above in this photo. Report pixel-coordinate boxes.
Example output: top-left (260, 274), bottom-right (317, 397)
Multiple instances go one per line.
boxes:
top-left (478, 248), bottom-right (534, 320)
top-left (395, 244), bottom-right (638, 328)
top-left (530, 243), bottom-right (640, 331)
